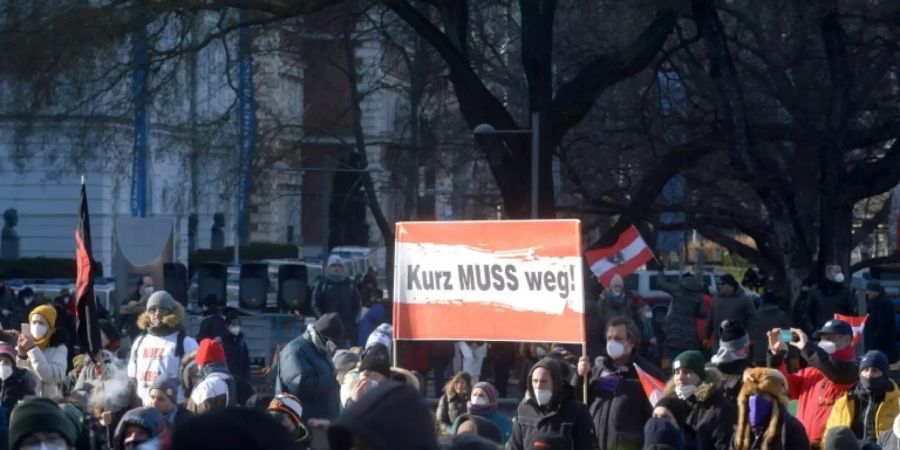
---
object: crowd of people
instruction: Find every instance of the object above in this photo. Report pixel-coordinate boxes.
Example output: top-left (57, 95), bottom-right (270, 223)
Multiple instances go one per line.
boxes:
top-left (0, 256), bottom-right (896, 450)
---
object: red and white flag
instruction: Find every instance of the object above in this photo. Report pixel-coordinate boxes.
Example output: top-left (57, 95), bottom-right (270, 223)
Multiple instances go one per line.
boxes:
top-left (585, 226), bottom-right (654, 287)
top-left (634, 362), bottom-right (666, 406)
top-left (834, 313), bottom-right (868, 347)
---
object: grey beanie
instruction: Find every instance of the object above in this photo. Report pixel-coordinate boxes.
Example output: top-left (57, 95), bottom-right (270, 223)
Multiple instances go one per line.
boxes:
top-left (146, 291), bottom-right (177, 312)
top-left (332, 350), bottom-right (360, 374)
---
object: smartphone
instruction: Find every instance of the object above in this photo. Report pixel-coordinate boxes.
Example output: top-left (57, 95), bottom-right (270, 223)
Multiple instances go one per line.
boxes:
top-left (20, 323), bottom-right (32, 340)
top-left (778, 329), bottom-right (792, 343)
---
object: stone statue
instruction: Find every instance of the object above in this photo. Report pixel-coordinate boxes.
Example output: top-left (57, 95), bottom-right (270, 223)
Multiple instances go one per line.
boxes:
top-left (211, 212), bottom-right (225, 250)
top-left (1, 208), bottom-right (19, 260)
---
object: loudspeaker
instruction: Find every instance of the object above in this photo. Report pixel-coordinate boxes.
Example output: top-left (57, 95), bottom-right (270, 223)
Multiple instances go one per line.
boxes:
top-left (163, 263), bottom-right (188, 306)
top-left (239, 263), bottom-right (269, 310)
top-left (277, 264), bottom-right (308, 312)
top-left (198, 263), bottom-right (227, 307)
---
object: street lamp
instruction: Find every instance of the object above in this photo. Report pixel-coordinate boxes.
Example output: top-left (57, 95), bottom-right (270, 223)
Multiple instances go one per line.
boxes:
top-left (473, 111), bottom-right (540, 219)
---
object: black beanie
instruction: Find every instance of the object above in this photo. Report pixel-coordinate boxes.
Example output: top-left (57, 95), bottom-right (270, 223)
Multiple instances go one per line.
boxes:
top-left (720, 273), bottom-right (739, 291)
top-left (655, 396), bottom-right (691, 429)
top-left (860, 351), bottom-right (889, 376)
top-left (719, 320), bottom-right (748, 343)
top-left (644, 417), bottom-right (684, 450)
top-left (358, 343), bottom-right (391, 378)
top-left (313, 312), bottom-right (345, 342)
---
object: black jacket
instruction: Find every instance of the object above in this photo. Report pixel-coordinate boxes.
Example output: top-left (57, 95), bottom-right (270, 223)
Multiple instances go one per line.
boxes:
top-left (509, 358), bottom-right (597, 450)
top-left (715, 359), bottom-right (752, 405)
top-left (0, 367), bottom-right (35, 412)
top-left (864, 290), bottom-right (897, 363)
top-left (171, 404), bottom-right (195, 428)
top-left (587, 355), bottom-right (662, 450)
top-left (197, 313), bottom-right (228, 342)
top-left (312, 278), bottom-right (361, 343)
top-left (222, 331), bottom-right (252, 381)
top-left (664, 371), bottom-right (737, 450)
top-left (750, 304), bottom-right (791, 365)
top-left (657, 276), bottom-right (707, 351)
top-left (805, 279), bottom-right (853, 331)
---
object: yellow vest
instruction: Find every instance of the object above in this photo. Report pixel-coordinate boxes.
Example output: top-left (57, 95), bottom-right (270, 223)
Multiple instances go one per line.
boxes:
top-left (825, 380), bottom-right (900, 440)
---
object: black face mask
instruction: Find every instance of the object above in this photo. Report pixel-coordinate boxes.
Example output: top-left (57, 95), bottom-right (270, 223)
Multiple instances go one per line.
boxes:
top-left (860, 375), bottom-right (889, 394)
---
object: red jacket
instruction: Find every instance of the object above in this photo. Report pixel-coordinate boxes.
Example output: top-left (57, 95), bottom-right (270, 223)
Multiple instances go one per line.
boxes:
top-left (771, 344), bottom-right (858, 445)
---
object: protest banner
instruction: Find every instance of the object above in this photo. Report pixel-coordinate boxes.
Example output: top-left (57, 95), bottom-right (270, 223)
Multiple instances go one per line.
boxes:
top-left (393, 220), bottom-right (585, 343)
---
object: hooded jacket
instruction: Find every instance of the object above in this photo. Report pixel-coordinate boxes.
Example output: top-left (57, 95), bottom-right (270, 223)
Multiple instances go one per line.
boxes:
top-left (186, 362), bottom-right (236, 415)
top-left (663, 368), bottom-right (737, 450)
top-left (112, 406), bottom-right (169, 450)
top-left (221, 330), bottom-right (251, 381)
top-left (508, 358), bottom-right (596, 450)
top-left (825, 379), bottom-right (900, 443)
top-left (587, 355), bottom-right (662, 450)
top-left (127, 303), bottom-right (199, 405)
top-left (328, 381), bottom-right (439, 450)
top-left (657, 276), bottom-right (707, 351)
top-left (276, 326), bottom-right (340, 421)
top-left (767, 342), bottom-right (858, 444)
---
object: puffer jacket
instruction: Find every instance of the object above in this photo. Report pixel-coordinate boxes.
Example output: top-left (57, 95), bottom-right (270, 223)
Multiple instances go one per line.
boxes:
top-left (825, 379), bottom-right (900, 443)
top-left (663, 368), bottom-right (737, 450)
top-left (658, 276), bottom-right (707, 351)
top-left (276, 326), bottom-right (339, 420)
top-left (508, 358), bottom-right (597, 450)
top-left (0, 367), bottom-right (35, 412)
top-left (805, 279), bottom-right (853, 331)
top-left (312, 277), bottom-right (361, 344)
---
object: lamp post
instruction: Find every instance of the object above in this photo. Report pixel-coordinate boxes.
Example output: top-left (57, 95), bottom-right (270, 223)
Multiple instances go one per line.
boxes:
top-left (473, 112), bottom-right (540, 219)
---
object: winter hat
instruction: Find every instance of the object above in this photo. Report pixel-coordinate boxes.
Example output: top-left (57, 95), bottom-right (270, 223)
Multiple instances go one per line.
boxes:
top-left (471, 381), bottom-right (499, 406)
top-left (327, 254), bottom-right (344, 267)
top-left (451, 434), bottom-right (502, 450)
top-left (526, 431), bottom-right (568, 450)
top-left (333, 349), bottom-right (361, 374)
top-left (734, 368), bottom-right (789, 450)
top-left (365, 323), bottom-right (393, 352)
top-left (0, 342), bottom-right (17, 366)
top-left (452, 414), bottom-right (502, 443)
top-left (9, 397), bottom-right (77, 449)
top-left (114, 407), bottom-right (168, 449)
top-left (195, 338), bottom-right (226, 367)
top-left (644, 417), bottom-right (685, 450)
top-left (30, 304), bottom-right (58, 328)
top-left (655, 396), bottom-right (690, 429)
top-left (609, 274), bottom-right (624, 289)
top-left (267, 393), bottom-right (304, 429)
top-left (313, 312), bottom-right (345, 342)
top-left (358, 344), bottom-right (391, 378)
top-left (823, 426), bottom-right (860, 450)
top-left (712, 320), bottom-right (750, 365)
top-left (146, 290), bottom-right (177, 312)
top-left (170, 407), bottom-right (296, 450)
top-left (328, 381), bottom-right (439, 450)
top-left (720, 273), bottom-right (739, 291)
top-left (149, 377), bottom-right (179, 402)
top-left (814, 319), bottom-right (853, 338)
top-left (672, 350), bottom-right (706, 381)
top-left (860, 350), bottom-right (890, 376)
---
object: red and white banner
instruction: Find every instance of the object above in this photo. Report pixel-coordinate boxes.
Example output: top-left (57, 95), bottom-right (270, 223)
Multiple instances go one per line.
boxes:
top-left (393, 220), bottom-right (585, 343)
top-left (585, 226), bottom-right (654, 287)
top-left (634, 362), bottom-right (666, 406)
top-left (834, 313), bottom-right (868, 347)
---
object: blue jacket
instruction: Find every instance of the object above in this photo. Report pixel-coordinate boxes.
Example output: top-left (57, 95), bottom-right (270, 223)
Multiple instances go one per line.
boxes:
top-left (357, 303), bottom-right (386, 347)
top-left (276, 330), bottom-right (339, 420)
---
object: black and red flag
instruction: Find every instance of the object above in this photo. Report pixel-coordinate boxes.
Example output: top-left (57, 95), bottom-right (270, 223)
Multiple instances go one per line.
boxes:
top-left (75, 181), bottom-right (102, 356)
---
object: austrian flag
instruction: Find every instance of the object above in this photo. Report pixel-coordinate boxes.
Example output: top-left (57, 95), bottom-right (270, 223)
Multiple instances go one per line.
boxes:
top-left (834, 313), bottom-right (868, 347)
top-left (585, 226), bottom-right (654, 287)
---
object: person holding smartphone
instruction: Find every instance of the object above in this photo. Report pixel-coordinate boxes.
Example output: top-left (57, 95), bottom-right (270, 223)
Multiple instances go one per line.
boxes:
top-left (16, 304), bottom-right (67, 398)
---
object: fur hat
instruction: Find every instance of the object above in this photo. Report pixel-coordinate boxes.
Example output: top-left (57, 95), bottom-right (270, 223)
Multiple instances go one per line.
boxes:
top-left (734, 368), bottom-right (789, 450)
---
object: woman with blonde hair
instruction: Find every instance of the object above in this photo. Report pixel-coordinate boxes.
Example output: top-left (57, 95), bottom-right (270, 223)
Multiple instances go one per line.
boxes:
top-left (436, 370), bottom-right (471, 431)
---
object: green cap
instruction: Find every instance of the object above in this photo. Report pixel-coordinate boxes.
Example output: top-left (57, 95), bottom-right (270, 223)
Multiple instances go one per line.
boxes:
top-left (672, 350), bottom-right (707, 381)
top-left (9, 397), bottom-right (77, 450)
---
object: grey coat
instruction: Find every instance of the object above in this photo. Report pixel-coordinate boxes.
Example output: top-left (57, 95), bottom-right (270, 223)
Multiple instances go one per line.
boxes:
top-left (658, 276), bottom-right (707, 351)
top-left (704, 290), bottom-right (756, 343)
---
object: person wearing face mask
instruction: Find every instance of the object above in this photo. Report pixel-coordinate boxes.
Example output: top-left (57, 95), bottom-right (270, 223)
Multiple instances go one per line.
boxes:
top-left (196, 294), bottom-right (227, 343)
top-left (826, 350), bottom-right (900, 444)
top-left (662, 350), bottom-right (736, 450)
top-left (576, 317), bottom-right (663, 450)
top-left (0, 342), bottom-right (35, 413)
top-left (452, 381), bottom-right (512, 444)
top-left (704, 274), bottom-right (756, 353)
top-left (312, 254), bottom-right (362, 347)
top-left (127, 291), bottom-right (198, 406)
top-left (16, 304), bottom-right (68, 398)
top-left (732, 368), bottom-right (809, 450)
top-left (805, 264), bottom-right (854, 332)
top-left (276, 312), bottom-right (344, 421)
top-left (508, 357), bottom-right (595, 450)
top-left (111, 406), bottom-right (170, 450)
top-left (220, 313), bottom-right (251, 382)
top-left (710, 320), bottom-right (753, 403)
top-left (186, 338), bottom-right (236, 415)
top-left (765, 319), bottom-right (859, 447)
top-left (598, 276), bottom-right (656, 359)
top-left (9, 397), bottom-right (77, 450)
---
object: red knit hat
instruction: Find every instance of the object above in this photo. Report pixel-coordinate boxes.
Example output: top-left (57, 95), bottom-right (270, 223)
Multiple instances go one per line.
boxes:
top-left (195, 338), bottom-right (226, 367)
